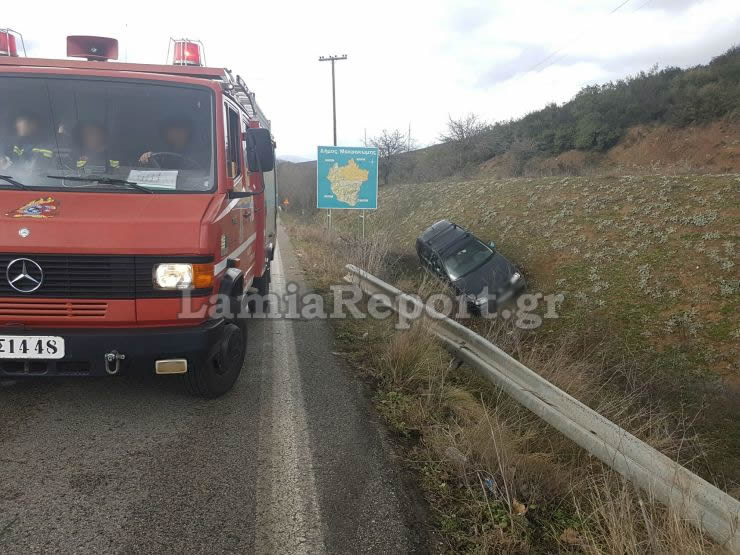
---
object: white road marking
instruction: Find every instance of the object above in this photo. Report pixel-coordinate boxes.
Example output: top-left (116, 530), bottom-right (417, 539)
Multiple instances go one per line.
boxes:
top-left (254, 243), bottom-right (325, 554)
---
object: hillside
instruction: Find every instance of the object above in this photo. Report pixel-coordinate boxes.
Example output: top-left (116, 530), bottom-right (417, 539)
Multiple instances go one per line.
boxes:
top-left (278, 123), bottom-right (740, 209)
top-left (278, 46), bottom-right (740, 202)
top-left (325, 173), bottom-right (740, 483)
top-left (400, 46), bottom-right (740, 182)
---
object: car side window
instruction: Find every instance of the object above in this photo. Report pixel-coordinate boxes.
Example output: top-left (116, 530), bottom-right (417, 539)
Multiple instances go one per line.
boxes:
top-left (430, 253), bottom-right (446, 277)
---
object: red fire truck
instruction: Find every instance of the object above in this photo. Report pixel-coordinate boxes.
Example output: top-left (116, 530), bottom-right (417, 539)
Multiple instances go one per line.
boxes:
top-left (0, 30), bottom-right (277, 397)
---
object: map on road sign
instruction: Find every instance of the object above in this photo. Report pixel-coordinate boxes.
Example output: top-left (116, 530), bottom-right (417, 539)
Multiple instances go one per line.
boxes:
top-left (317, 146), bottom-right (378, 210)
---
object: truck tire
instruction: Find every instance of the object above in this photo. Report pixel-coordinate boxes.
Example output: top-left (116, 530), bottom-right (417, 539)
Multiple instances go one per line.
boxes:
top-left (248, 265), bottom-right (271, 312)
top-left (254, 265), bottom-right (270, 296)
top-left (184, 321), bottom-right (246, 398)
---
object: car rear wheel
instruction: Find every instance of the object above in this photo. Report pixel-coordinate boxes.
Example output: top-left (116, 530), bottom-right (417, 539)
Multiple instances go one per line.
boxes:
top-left (183, 321), bottom-right (246, 398)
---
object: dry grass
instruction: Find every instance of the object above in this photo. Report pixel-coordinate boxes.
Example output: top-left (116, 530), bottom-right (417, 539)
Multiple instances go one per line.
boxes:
top-left (287, 223), bottom-right (398, 289)
top-left (322, 173), bottom-right (739, 486)
top-left (575, 475), bottom-right (717, 555)
top-left (372, 320), bottom-right (722, 553)
top-left (285, 216), bottom-right (733, 553)
top-left (607, 122), bottom-right (740, 175)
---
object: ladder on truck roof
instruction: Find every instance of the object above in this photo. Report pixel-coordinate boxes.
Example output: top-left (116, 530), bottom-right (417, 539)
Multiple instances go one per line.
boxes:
top-left (224, 69), bottom-right (271, 130)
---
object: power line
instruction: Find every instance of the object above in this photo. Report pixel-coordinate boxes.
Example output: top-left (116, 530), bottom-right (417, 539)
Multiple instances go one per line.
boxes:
top-left (529, 0), bottom-right (656, 77)
top-left (519, 0), bottom-right (634, 78)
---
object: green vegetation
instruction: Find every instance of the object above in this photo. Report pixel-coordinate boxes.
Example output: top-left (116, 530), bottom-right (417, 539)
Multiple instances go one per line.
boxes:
top-left (521, 47), bottom-right (739, 154)
top-left (412, 47), bottom-right (740, 178)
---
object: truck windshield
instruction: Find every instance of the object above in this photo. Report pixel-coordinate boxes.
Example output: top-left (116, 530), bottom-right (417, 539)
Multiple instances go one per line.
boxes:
top-left (0, 76), bottom-right (215, 193)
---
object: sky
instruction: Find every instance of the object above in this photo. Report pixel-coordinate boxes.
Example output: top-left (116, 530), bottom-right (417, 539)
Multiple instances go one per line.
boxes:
top-left (4, 0), bottom-right (740, 160)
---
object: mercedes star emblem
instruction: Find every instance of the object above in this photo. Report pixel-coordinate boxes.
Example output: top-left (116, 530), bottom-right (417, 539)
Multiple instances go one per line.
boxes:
top-left (6, 258), bottom-right (44, 293)
top-left (18, 228), bottom-right (30, 238)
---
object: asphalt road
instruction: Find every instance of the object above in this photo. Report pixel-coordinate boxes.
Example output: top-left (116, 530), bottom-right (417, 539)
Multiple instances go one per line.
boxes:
top-left (0, 228), bottom-right (429, 554)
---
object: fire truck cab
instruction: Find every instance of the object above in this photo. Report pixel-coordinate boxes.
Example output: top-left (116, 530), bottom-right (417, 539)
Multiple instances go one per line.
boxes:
top-left (0, 31), bottom-right (278, 397)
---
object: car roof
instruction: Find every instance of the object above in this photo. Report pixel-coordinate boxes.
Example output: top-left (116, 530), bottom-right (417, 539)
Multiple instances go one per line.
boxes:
top-left (420, 220), bottom-right (475, 255)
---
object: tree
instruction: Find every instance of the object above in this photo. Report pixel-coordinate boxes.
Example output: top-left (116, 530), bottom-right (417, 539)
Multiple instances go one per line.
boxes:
top-left (440, 113), bottom-right (489, 144)
top-left (439, 113), bottom-right (490, 172)
top-left (370, 129), bottom-right (407, 185)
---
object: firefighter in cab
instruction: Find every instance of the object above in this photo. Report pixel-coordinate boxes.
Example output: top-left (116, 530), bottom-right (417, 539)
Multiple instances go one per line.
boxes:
top-left (73, 122), bottom-right (120, 174)
top-left (0, 113), bottom-right (55, 171)
top-left (137, 117), bottom-right (202, 170)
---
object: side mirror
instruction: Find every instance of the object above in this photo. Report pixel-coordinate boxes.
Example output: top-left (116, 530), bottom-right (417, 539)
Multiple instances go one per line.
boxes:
top-left (246, 128), bottom-right (275, 173)
top-left (488, 241), bottom-right (496, 250)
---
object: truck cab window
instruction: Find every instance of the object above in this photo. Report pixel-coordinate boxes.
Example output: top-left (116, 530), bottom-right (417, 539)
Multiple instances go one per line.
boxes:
top-left (224, 104), bottom-right (242, 179)
top-left (0, 76), bottom-right (215, 192)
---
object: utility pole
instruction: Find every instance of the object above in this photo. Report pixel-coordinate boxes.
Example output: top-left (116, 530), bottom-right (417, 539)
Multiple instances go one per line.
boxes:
top-left (319, 54), bottom-right (347, 230)
top-left (319, 54), bottom-right (347, 146)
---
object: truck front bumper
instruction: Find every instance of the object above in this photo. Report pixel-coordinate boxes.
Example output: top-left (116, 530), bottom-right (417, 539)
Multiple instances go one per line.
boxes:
top-left (0, 319), bottom-right (225, 378)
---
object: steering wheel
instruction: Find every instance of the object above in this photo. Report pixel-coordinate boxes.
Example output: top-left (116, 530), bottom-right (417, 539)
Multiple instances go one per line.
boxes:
top-left (148, 151), bottom-right (196, 170)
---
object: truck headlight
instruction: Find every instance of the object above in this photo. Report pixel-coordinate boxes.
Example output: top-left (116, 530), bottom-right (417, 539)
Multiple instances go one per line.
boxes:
top-left (510, 272), bottom-right (521, 284)
top-left (154, 263), bottom-right (214, 290)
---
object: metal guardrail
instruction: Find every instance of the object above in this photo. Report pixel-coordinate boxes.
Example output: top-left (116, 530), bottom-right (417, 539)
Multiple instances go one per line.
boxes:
top-left (344, 264), bottom-right (740, 552)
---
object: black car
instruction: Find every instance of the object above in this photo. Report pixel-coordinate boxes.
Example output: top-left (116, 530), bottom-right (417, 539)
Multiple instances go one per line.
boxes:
top-left (416, 220), bottom-right (525, 311)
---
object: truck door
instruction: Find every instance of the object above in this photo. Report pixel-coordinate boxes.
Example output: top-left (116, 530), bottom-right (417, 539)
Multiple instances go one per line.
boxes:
top-left (224, 102), bottom-right (256, 281)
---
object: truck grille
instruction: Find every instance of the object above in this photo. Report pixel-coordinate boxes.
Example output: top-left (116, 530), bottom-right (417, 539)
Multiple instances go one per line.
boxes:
top-left (0, 299), bottom-right (108, 318)
top-left (0, 254), bottom-right (212, 299)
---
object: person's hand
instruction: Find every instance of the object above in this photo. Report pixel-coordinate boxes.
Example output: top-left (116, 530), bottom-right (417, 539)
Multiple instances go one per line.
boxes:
top-left (0, 156), bottom-right (10, 170)
top-left (138, 152), bottom-right (152, 164)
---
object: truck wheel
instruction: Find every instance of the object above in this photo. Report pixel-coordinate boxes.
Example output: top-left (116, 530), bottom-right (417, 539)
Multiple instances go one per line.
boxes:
top-left (254, 265), bottom-right (270, 295)
top-left (248, 265), bottom-right (271, 312)
top-left (184, 322), bottom-right (246, 398)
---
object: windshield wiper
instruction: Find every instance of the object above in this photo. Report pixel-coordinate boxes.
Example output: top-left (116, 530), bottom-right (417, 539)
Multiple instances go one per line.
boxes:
top-left (0, 175), bottom-right (29, 190)
top-left (46, 175), bottom-right (154, 194)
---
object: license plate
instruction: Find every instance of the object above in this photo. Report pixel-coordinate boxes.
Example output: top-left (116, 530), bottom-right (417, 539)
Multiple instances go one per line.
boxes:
top-left (0, 336), bottom-right (65, 359)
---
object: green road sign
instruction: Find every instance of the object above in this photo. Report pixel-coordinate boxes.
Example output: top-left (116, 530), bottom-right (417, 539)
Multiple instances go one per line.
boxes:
top-left (317, 146), bottom-right (378, 210)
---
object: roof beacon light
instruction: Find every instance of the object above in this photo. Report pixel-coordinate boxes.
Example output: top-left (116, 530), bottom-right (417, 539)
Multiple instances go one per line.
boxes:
top-left (170, 39), bottom-right (205, 67)
top-left (67, 36), bottom-right (119, 61)
top-left (0, 29), bottom-right (24, 57)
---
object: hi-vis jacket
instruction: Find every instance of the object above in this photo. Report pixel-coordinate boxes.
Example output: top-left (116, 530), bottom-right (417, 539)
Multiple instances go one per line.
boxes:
top-left (4, 141), bottom-right (54, 165)
top-left (74, 151), bottom-right (120, 172)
